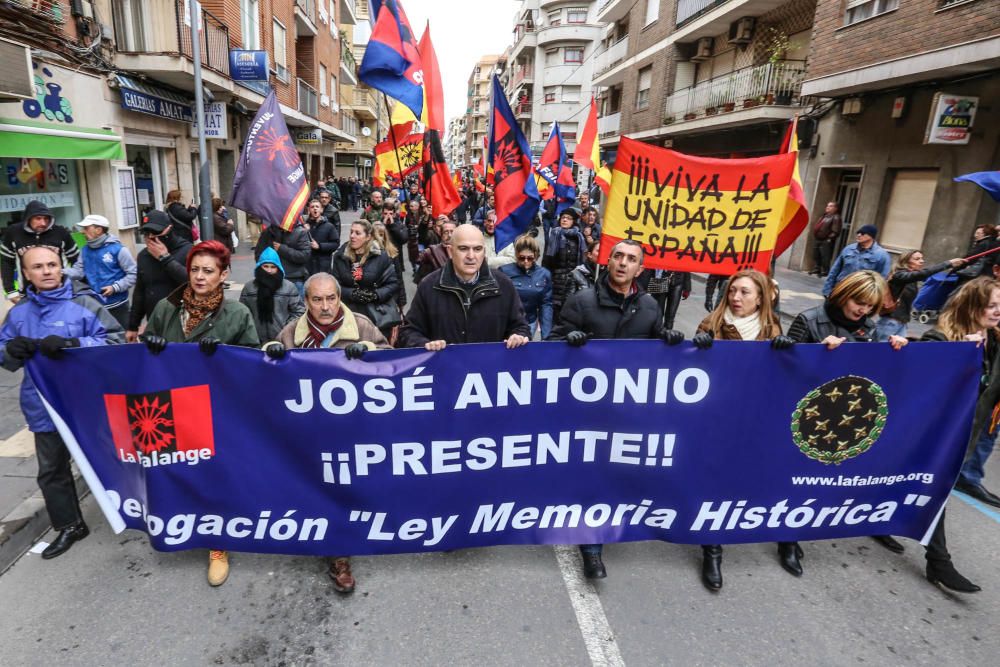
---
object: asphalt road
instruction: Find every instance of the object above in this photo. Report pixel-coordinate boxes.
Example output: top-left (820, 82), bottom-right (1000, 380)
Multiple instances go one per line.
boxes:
top-left (1, 212), bottom-right (999, 665)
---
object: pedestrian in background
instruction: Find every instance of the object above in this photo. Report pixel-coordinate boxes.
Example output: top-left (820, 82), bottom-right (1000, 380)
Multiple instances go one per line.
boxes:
top-left (254, 219), bottom-right (311, 298)
top-left (483, 211), bottom-right (515, 269)
top-left (303, 199), bottom-right (340, 276)
top-left (164, 189), bottom-right (197, 244)
top-left (822, 225), bottom-right (891, 296)
top-left (647, 270), bottom-right (690, 331)
top-left (1, 200), bottom-right (80, 303)
top-left (810, 201), bottom-right (842, 276)
top-left (704, 274), bottom-right (726, 312)
top-left (64, 214), bottom-right (136, 329)
top-left (239, 248), bottom-right (305, 342)
top-left (544, 208), bottom-right (586, 316)
top-left (372, 221), bottom-right (406, 313)
top-left (126, 211), bottom-right (192, 342)
top-left (212, 198), bottom-right (234, 253)
top-left (876, 250), bottom-right (965, 341)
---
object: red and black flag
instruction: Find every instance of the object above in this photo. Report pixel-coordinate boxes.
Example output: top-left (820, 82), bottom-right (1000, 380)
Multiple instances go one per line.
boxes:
top-left (105, 385), bottom-right (215, 461)
top-left (421, 129), bottom-right (462, 218)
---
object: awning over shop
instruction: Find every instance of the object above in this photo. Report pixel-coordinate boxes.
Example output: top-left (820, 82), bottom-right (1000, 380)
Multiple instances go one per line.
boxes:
top-left (0, 117), bottom-right (125, 160)
top-left (115, 75), bottom-right (194, 123)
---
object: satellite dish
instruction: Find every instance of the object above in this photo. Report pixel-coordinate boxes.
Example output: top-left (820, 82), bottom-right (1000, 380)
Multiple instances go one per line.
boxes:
top-left (361, 127), bottom-right (372, 137)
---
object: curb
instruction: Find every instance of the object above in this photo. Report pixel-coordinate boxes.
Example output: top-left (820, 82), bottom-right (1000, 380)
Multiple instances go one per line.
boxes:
top-left (0, 468), bottom-right (88, 574)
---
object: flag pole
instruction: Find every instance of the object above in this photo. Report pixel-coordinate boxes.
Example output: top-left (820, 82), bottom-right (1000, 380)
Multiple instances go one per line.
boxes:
top-left (381, 93), bottom-right (406, 194)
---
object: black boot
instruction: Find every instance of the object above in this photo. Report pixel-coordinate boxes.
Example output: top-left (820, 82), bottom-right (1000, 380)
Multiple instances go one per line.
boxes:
top-left (926, 561), bottom-right (981, 593)
top-left (777, 541), bottom-right (803, 577)
top-left (581, 552), bottom-right (607, 579)
top-left (42, 521), bottom-right (89, 560)
top-left (701, 545), bottom-right (723, 592)
top-left (872, 535), bottom-right (905, 553)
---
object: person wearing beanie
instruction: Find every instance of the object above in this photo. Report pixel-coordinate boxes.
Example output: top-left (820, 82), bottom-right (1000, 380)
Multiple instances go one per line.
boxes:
top-left (0, 200), bottom-right (81, 302)
top-left (238, 247), bottom-right (305, 341)
top-left (63, 215), bottom-right (137, 328)
top-left (822, 224), bottom-right (891, 296)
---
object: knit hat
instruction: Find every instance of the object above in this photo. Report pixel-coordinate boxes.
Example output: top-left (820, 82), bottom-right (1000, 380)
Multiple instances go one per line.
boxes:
top-left (856, 225), bottom-right (878, 238)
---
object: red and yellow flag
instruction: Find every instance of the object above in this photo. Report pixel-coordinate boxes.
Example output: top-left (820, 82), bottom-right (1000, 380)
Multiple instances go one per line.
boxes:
top-left (575, 97), bottom-right (612, 194)
top-left (774, 116), bottom-right (809, 258)
top-left (598, 136), bottom-right (797, 274)
top-left (374, 122), bottom-right (423, 179)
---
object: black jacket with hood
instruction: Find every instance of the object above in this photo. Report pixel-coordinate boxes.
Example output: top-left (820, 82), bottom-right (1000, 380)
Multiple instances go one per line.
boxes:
top-left (1, 200), bottom-right (81, 298)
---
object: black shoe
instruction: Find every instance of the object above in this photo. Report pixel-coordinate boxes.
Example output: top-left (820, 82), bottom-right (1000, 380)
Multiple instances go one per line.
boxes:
top-left (582, 552), bottom-right (607, 579)
top-left (926, 561), bottom-right (981, 594)
top-left (872, 535), bottom-right (905, 554)
top-left (954, 479), bottom-right (1000, 508)
top-left (41, 522), bottom-right (89, 560)
top-left (777, 542), bottom-right (803, 577)
top-left (701, 546), bottom-right (723, 592)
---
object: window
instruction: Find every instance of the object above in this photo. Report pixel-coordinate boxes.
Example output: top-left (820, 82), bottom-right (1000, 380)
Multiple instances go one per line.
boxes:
top-left (566, 7), bottom-right (588, 24)
top-left (564, 47), bottom-right (584, 64)
top-left (331, 73), bottom-right (338, 110)
top-left (272, 19), bottom-right (288, 82)
top-left (544, 86), bottom-right (557, 103)
top-left (562, 85), bottom-right (581, 103)
top-left (644, 0), bottom-right (659, 26)
top-left (330, 0), bottom-right (336, 35)
top-left (545, 48), bottom-right (560, 65)
top-left (112, 0), bottom-right (149, 51)
top-left (238, 0), bottom-right (260, 49)
top-left (636, 66), bottom-right (652, 109)
top-left (319, 63), bottom-right (328, 105)
top-left (844, 0), bottom-right (898, 26)
top-left (548, 10), bottom-right (561, 26)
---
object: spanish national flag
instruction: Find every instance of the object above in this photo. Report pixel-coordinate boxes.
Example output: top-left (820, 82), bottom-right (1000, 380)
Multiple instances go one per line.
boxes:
top-left (574, 97), bottom-right (613, 194)
top-left (598, 136), bottom-right (797, 274)
top-left (773, 116), bottom-right (809, 258)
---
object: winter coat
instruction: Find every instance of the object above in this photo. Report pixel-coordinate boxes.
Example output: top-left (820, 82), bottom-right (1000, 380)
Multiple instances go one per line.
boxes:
top-left (306, 216), bottom-right (340, 275)
top-left (884, 261), bottom-right (952, 322)
top-left (330, 242), bottom-right (399, 324)
top-left (486, 235), bottom-right (515, 269)
top-left (500, 262), bottom-right (553, 339)
top-left (787, 303), bottom-right (875, 343)
top-left (822, 241), bottom-right (891, 296)
top-left (145, 285), bottom-right (259, 346)
top-left (548, 275), bottom-right (662, 341)
top-left (321, 202), bottom-right (341, 229)
top-left (63, 234), bottom-right (137, 309)
top-left (128, 234), bottom-right (193, 330)
top-left (696, 313), bottom-right (781, 341)
top-left (273, 306), bottom-right (391, 351)
top-left (398, 262), bottom-right (530, 347)
top-left (214, 212), bottom-right (235, 252)
top-left (544, 227), bottom-right (585, 311)
top-left (166, 202), bottom-right (197, 243)
top-left (0, 200), bottom-right (81, 297)
top-left (0, 280), bottom-right (124, 431)
top-left (414, 243), bottom-right (450, 284)
top-left (570, 263), bottom-right (597, 294)
top-left (254, 223), bottom-right (312, 280)
top-left (239, 278), bottom-right (305, 341)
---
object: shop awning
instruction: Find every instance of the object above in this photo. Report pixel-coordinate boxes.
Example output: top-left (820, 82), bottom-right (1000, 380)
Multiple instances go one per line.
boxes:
top-left (0, 118), bottom-right (125, 160)
top-left (115, 74), bottom-right (194, 123)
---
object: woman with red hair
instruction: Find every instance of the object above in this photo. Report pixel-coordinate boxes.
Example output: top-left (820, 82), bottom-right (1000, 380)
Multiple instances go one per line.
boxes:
top-left (140, 239), bottom-right (259, 587)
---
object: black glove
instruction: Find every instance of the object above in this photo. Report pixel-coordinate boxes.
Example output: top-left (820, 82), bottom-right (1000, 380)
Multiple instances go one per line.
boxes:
top-left (771, 335), bottom-right (795, 350)
top-left (38, 335), bottom-right (80, 359)
top-left (199, 337), bottom-right (221, 356)
top-left (265, 343), bottom-right (286, 360)
top-left (692, 331), bottom-right (714, 350)
top-left (660, 329), bottom-right (684, 346)
top-left (5, 336), bottom-right (36, 360)
top-left (566, 330), bottom-right (588, 347)
top-left (142, 334), bottom-right (168, 355)
top-left (344, 342), bottom-right (367, 360)
top-left (353, 289), bottom-right (376, 304)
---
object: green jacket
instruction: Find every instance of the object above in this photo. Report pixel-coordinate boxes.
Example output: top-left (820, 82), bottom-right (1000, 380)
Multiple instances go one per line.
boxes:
top-left (146, 286), bottom-right (260, 347)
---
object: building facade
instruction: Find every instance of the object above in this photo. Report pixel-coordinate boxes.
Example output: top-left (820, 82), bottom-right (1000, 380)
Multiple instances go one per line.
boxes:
top-left (464, 54), bottom-right (503, 169)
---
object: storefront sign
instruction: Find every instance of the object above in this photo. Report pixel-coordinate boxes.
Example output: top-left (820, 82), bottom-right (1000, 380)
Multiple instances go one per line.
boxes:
top-left (120, 88), bottom-right (193, 124)
top-left (0, 191), bottom-right (76, 214)
top-left (189, 102), bottom-right (228, 140)
top-left (924, 93), bottom-right (978, 145)
top-left (294, 128), bottom-right (322, 145)
top-left (230, 50), bottom-right (269, 81)
top-left (0, 61), bottom-right (108, 130)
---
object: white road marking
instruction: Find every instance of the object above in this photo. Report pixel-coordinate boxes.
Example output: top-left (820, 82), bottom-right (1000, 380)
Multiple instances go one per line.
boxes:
top-left (0, 427), bottom-right (34, 458)
top-left (553, 545), bottom-right (626, 667)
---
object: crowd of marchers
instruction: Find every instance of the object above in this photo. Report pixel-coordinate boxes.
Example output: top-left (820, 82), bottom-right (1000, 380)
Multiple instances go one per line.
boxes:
top-left (0, 174), bottom-right (997, 600)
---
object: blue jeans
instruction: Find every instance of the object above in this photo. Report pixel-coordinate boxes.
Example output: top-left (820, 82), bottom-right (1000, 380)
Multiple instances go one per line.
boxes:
top-left (960, 422), bottom-right (997, 488)
top-left (291, 279), bottom-right (305, 299)
top-left (580, 544), bottom-right (602, 556)
top-left (874, 316), bottom-right (907, 341)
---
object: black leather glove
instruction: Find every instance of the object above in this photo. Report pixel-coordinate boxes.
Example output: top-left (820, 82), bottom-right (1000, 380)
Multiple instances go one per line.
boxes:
top-left (353, 289), bottom-right (376, 304)
top-left (566, 330), bottom-right (588, 347)
top-left (5, 336), bottom-right (36, 360)
top-left (692, 331), bottom-right (714, 350)
top-left (771, 335), bottom-right (795, 350)
top-left (142, 334), bottom-right (168, 355)
top-left (344, 342), bottom-right (367, 360)
top-left (199, 337), bottom-right (221, 356)
top-left (265, 342), bottom-right (286, 360)
top-left (38, 335), bottom-right (80, 359)
top-left (660, 329), bottom-right (684, 346)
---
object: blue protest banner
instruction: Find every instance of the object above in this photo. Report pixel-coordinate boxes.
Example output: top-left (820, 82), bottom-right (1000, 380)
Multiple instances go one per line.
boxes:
top-left (28, 341), bottom-right (978, 556)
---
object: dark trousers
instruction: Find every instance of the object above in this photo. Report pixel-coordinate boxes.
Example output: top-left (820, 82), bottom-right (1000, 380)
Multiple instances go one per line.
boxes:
top-left (705, 275), bottom-right (726, 311)
top-left (107, 302), bottom-right (130, 329)
top-left (654, 284), bottom-right (684, 330)
top-left (35, 431), bottom-right (82, 530)
top-left (813, 240), bottom-right (834, 275)
top-left (925, 510), bottom-right (949, 564)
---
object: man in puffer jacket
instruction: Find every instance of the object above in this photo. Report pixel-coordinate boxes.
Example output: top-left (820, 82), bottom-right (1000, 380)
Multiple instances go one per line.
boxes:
top-left (1, 200), bottom-right (80, 302)
top-left (239, 248), bottom-right (306, 342)
top-left (63, 214), bottom-right (136, 328)
top-left (0, 246), bottom-right (124, 560)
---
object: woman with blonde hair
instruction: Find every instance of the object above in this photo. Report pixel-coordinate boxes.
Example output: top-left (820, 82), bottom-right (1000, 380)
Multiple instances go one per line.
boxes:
top-left (876, 250), bottom-right (964, 341)
top-left (372, 220), bottom-right (406, 312)
top-left (331, 220), bottom-right (400, 337)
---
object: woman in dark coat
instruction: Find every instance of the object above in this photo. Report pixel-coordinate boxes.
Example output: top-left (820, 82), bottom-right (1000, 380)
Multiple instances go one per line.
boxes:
top-left (165, 189), bottom-right (197, 243)
top-left (403, 198), bottom-right (423, 264)
top-left (875, 250), bottom-right (965, 340)
top-left (543, 208), bottom-right (586, 316)
top-left (212, 198), bottom-right (234, 253)
top-left (330, 220), bottom-right (400, 338)
top-left (373, 221), bottom-right (406, 311)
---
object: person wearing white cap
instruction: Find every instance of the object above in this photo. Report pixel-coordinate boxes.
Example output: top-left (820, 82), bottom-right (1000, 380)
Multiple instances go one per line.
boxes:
top-left (63, 214), bottom-right (137, 328)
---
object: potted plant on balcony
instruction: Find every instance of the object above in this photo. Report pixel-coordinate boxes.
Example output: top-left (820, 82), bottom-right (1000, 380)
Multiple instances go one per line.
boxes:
top-left (762, 27), bottom-right (795, 105)
top-left (663, 115), bottom-right (676, 125)
top-left (684, 112), bottom-right (697, 121)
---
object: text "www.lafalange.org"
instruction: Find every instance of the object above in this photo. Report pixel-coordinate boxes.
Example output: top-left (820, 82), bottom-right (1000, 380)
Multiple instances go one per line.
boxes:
top-left (791, 472), bottom-right (935, 487)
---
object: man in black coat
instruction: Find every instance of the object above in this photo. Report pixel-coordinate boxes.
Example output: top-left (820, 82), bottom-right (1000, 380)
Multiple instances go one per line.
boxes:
top-left (317, 189), bottom-right (341, 228)
top-left (254, 220), bottom-right (312, 297)
top-left (126, 211), bottom-right (192, 342)
top-left (548, 238), bottom-right (685, 580)
top-left (398, 224), bottom-right (529, 350)
top-left (1, 200), bottom-right (80, 302)
top-left (305, 199), bottom-right (340, 276)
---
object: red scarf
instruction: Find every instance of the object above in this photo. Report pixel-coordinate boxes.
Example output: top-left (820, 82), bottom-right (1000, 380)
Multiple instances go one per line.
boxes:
top-left (301, 308), bottom-right (345, 349)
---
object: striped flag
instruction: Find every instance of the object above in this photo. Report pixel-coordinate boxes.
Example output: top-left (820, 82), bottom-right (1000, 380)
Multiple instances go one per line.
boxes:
top-left (773, 115), bottom-right (809, 258)
top-left (574, 97), bottom-right (612, 194)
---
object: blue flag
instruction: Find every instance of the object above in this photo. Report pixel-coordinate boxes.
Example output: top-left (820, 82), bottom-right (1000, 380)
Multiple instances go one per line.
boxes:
top-left (229, 90), bottom-right (309, 231)
top-left (955, 170), bottom-right (1000, 202)
top-left (359, 0), bottom-right (424, 119)
top-left (487, 75), bottom-right (540, 251)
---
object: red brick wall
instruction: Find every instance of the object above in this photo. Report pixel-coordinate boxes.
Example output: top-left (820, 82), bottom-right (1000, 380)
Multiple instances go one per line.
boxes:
top-left (808, 0), bottom-right (1000, 79)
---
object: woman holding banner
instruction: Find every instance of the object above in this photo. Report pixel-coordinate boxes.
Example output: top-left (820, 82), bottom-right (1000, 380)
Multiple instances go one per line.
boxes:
top-left (692, 269), bottom-right (795, 591)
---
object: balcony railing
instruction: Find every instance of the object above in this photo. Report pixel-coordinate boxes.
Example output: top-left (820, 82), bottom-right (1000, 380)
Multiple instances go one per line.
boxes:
top-left (512, 65), bottom-right (535, 87)
top-left (353, 87), bottom-right (378, 109)
top-left (298, 78), bottom-right (318, 118)
top-left (296, 0), bottom-right (316, 20)
top-left (6, 0), bottom-right (64, 22)
top-left (514, 23), bottom-right (536, 41)
top-left (664, 60), bottom-right (807, 121)
top-left (676, 0), bottom-right (730, 27)
top-left (594, 36), bottom-right (629, 75)
top-left (175, 1), bottom-right (231, 77)
top-left (598, 112), bottom-right (621, 137)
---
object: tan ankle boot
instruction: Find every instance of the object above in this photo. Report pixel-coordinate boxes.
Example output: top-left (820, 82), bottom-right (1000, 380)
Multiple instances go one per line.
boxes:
top-left (208, 549), bottom-right (229, 586)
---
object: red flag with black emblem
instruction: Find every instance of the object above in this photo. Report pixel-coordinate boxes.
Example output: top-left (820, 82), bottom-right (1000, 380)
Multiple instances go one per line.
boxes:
top-left (421, 129), bottom-right (462, 217)
top-left (104, 385), bottom-right (215, 462)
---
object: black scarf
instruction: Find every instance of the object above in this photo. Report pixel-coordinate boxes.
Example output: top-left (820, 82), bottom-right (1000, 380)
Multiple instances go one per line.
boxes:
top-left (824, 300), bottom-right (871, 341)
top-left (254, 266), bottom-right (284, 324)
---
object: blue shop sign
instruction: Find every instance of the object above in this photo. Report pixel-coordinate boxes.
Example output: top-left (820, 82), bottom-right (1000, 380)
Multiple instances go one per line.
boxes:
top-left (230, 50), bottom-right (268, 81)
top-left (116, 76), bottom-right (193, 123)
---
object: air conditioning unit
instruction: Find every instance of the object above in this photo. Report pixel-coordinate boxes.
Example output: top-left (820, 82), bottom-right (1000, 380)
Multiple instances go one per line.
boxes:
top-left (320, 94), bottom-right (330, 107)
top-left (727, 17), bottom-right (755, 45)
top-left (0, 38), bottom-right (33, 100)
top-left (690, 37), bottom-right (714, 63)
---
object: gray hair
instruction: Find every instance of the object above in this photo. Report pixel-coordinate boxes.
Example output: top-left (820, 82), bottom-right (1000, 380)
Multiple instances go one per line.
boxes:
top-left (304, 272), bottom-right (340, 297)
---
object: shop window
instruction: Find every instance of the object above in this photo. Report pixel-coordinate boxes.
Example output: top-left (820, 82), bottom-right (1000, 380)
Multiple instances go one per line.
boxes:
top-left (636, 66), bottom-right (652, 110)
top-left (844, 0), bottom-right (898, 26)
top-left (880, 169), bottom-right (938, 250)
top-left (0, 159), bottom-right (82, 230)
top-left (564, 47), bottom-right (584, 64)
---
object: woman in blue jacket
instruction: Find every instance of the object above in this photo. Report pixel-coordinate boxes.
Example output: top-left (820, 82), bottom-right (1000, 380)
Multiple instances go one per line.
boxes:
top-left (501, 234), bottom-right (553, 340)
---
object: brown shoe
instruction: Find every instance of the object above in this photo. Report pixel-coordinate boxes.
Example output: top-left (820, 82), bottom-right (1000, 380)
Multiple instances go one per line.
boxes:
top-left (328, 557), bottom-right (355, 593)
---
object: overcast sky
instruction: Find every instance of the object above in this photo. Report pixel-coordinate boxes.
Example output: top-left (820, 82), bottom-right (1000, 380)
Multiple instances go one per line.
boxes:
top-left (399, 0), bottom-right (519, 124)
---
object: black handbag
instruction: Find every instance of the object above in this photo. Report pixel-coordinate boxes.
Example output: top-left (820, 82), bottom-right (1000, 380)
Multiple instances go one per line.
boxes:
top-left (368, 302), bottom-right (402, 331)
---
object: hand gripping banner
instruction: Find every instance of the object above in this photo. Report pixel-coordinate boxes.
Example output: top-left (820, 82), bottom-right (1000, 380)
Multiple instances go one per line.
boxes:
top-left (29, 341), bottom-right (978, 556)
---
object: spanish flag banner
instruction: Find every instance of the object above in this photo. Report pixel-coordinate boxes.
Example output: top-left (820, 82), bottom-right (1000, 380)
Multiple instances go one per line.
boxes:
top-left (598, 136), bottom-right (797, 274)
top-left (774, 115), bottom-right (809, 257)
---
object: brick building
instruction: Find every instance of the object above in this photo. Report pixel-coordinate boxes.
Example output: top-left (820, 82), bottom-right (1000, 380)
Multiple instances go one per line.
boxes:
top-left (464, 54), bottom-right (504, 168)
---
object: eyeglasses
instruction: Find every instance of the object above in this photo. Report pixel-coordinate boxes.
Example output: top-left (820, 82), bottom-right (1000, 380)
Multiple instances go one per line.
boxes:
top-left (517, 254), bottom-right (535, 261)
